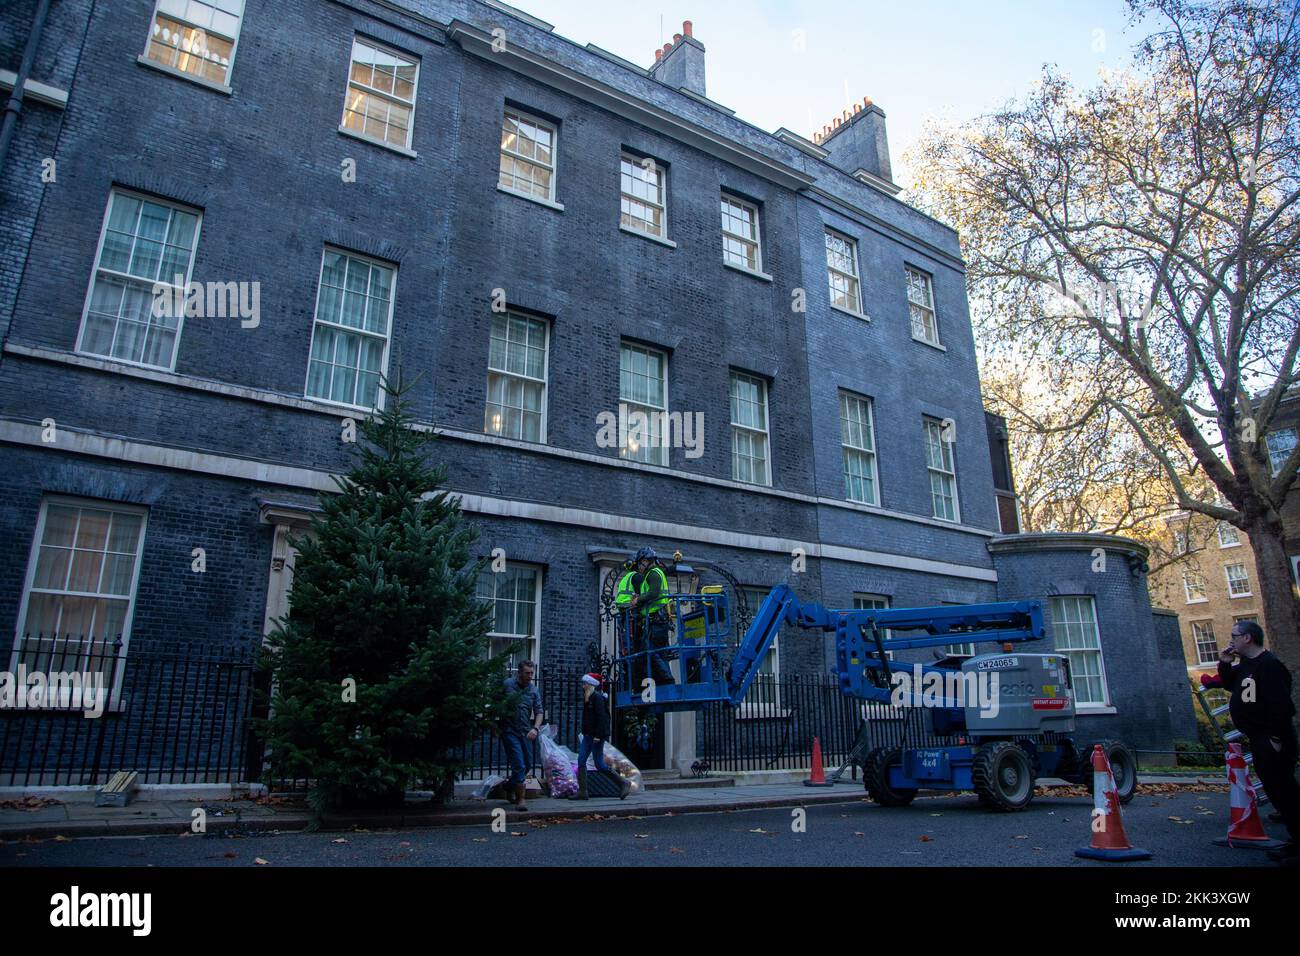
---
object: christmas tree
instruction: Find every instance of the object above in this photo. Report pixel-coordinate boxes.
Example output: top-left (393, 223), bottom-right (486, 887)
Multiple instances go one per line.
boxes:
top-left (260, 377), bottom-right (507, 812)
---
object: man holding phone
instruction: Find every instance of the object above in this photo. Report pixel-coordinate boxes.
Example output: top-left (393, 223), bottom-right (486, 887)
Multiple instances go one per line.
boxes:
top-left (1218, 621), bottom-right (1300, 863)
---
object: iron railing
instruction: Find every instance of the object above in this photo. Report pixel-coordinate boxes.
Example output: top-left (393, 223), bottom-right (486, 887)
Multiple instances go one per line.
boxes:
top-left (696, 671), bottom-right (946, 773)
top-left (0, 634), bottom-right (257, 787)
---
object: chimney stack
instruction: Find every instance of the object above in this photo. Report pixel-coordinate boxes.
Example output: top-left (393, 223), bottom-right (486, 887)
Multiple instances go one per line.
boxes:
top-left (649, 20), bottom-right (707, 97)
top-left (812, 96), bottom-right (893, 183)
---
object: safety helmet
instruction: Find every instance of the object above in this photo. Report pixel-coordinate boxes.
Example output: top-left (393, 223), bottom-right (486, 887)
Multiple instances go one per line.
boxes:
top-left (634, 546), bottom-right (657, 564)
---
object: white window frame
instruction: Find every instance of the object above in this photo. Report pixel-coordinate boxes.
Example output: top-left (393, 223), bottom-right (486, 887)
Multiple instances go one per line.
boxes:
top-left (1049, 595), bottom-right (1109, 708)
top-left (824, 229), bottom-right (863, 316)
top-left (1224, 562), bottom-right (1252, 598)
top-left (923, 417), bottom-right (960, 522)
top-left (1182, 566), bottom-right (1208, 603)
top-left (1217, 522), bottom-right (1240, 548)
top-left (906, 265), bottom-right (941, 346)
top-left (142, 0), bottom-right (245, 88)
top-left (730, 371), bottom-right (772, 487)
top-left (477, 562), bottom-right (542, 668)
top-left (619, 341), bottom-right (669, 466)
top-left (12, 497), bottom-right (149, 709)
top-left (852, 594), bottom-right (894, 661)
top-left (619, 154), bottom-right (667, 239)
top-left (499, 107), bottom-right (558, 204)
top-left (1191, 620), bottom-right (1218, 665)
top-left (839, 391), bottom-right (880, 505)
top-left (303, 247), bottom-right (396, 412)
top-left (1266, 427), bottom-right (1297, 477)
top-left (76, 188), bottom-right (203, 373)
top-left (340, 36), bottom-right (419, 151)
top-left (484, 311), bottom-right (550, 444)
top-left (720, 193), bottom-right (762, 273)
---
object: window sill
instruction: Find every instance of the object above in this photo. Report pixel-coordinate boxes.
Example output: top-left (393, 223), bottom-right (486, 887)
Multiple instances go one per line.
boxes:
top-left (497, 183), bottom-right (565, 211)
top-left (831, 303), bottom-right (871, 322)
top-left (723, 260), bottom-right (772, 282)
top-left (337, 125), bottom-right (418, 159)
top-left (619, 223), bottom-right (676, 248)
top-left (304, 392), bottom-right (385, 415)
top-left (75, 347), bottom-right (175, 375)
top-left (1075, 705), bottom-right (1118, 716)
top-left (1219, 541), bottom-right (1241, 549)
top-left (1185, 597), bottom-right (1208, 605)
top-left (1228, 593), bottom-right (1253, 600)
top-left (482, 428), bottom-right (549, 448)
top-left (136, 55), bottom-right (232, 96)
top-left (912, 335), bottom-right (946, 352)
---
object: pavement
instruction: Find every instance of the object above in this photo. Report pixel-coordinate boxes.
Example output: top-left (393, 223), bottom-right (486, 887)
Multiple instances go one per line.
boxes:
top-left (0, 780), bottom-right (871, 840)
top-left (0, 774), bottom-right (1235, 842)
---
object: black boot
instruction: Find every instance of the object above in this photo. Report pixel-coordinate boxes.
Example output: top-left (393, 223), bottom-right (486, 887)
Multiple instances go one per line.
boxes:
top-left (568, 767), bottom-right (589, 800)
top-left (602, 769), bottom-right (631, 800)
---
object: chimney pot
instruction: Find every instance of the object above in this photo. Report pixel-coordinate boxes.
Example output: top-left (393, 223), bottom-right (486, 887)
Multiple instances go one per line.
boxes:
top-left (683, 20), bottom-right (693, 37)
top-left (663, 42), bottom-right (672, 54)
top-left (673, 33), bottom-right (682, 45)
top-left (654, 49), bottom-right (662, 61)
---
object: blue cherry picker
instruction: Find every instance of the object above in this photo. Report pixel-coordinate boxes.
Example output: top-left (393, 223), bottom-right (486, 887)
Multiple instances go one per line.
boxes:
top-left (612, 578), bottom-right (1137, 811)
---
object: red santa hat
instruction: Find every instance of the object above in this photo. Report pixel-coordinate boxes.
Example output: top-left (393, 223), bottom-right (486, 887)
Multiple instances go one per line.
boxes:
top-left (581, 672), bottom-right (603, 688)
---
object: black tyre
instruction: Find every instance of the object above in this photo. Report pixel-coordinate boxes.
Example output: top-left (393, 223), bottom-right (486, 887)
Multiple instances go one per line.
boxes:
top-left (863, 747), bottom-right (918, 807)
top-left (972, 741), bottom-right (1034, 811)
top-left (1083, 739), bottom-right (1138, 805)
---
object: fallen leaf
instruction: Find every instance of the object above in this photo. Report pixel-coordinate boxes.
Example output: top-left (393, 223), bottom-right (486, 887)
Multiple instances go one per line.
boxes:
top-left (1014, 834), bottom-right (1029, 839)
top-left (510, 831), bottom-right (526, 837)
top-left (332, 838), bottom-right (348, 844)
top-left (669, 847), bottom-right (684, 854)
top-left (53, 835), bottom-right (71, 843)
top-left (853, 831), bottom-right (865, 837)
top-left (472, 838), bottom-right (488, 843)
top-left (254, 857), bottom-right (269, 865)
top-left (920, 835), bottom-right (933, 842)
top-left (223, 851), bottom-right (237, 858)
top-left (634, 834), bottom-right (649, 839)
top-left (399, 841), bottom-right (410, 847)
top-left (748, 828), bottom-right (768, 834)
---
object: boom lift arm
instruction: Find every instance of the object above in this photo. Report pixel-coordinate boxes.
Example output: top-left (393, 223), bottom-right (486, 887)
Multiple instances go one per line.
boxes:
top-left (725, 584), bottom-right (1047, 706)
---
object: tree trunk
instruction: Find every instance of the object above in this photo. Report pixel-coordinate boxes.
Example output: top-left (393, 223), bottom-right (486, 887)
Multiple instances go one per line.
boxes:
top-left (1244, 522), bottom-right (1300, 723)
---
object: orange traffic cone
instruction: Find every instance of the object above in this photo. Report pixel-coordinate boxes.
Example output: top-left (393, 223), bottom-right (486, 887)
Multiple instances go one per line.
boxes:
top-left (803, 736), bottom-right (832, 787)
top-left (1075, 744), bottom-right (1151, 861)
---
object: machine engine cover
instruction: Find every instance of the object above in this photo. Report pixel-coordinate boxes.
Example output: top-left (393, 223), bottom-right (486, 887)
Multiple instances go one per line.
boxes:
top-left (960, 653), bottom-right (1075, 734)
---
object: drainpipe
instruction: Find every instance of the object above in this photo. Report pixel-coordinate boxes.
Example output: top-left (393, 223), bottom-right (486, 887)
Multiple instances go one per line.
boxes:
top-left (0, 0), bottom-right (54, 179)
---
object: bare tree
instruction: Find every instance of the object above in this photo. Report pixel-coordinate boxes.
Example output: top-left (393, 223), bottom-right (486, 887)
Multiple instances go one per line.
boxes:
top-left (910, 0), bottom-right (1300, 703)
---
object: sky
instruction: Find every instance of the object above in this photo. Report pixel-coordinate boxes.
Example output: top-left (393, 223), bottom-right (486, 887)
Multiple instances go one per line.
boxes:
top-left (517, 0), bottom-right (1155, 186)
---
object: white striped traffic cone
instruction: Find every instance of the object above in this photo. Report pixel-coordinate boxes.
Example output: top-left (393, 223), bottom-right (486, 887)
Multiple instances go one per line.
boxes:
top-left (1225, 744), bottom-right (1270, 843)
top-left (1075, 744), bottom-right (1151, 862)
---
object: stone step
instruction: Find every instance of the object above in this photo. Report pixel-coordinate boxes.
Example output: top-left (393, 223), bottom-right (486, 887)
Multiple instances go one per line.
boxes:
top-left (641, 771), bottom-right (736, 790)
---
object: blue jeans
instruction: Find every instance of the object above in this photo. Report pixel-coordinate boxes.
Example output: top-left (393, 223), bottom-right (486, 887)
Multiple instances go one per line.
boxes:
top-left (503, 731), bottom-right (531, 785)
top-left (577, 735), bottom-right (608, 773)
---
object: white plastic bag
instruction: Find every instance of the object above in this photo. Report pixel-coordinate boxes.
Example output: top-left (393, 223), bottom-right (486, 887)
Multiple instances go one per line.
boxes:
top-left (539, 724), bottom-right (579, 797)
top-left (471, 773), bottom-right (506, 801)
top-left (580, 735), bottom-right (643, 794)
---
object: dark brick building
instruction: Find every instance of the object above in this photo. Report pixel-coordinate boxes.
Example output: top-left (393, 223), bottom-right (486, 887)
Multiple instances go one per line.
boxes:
top-left (0, 0), bottom-right (1192, 780)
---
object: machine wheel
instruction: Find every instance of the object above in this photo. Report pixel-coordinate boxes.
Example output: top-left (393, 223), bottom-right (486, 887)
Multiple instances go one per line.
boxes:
top-left (972, 741), bottom-right (1034, 811)
top-left (1083, 739), bottom-right (1138, 805)
top-left (863, 747), bottom-right (917, 807)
